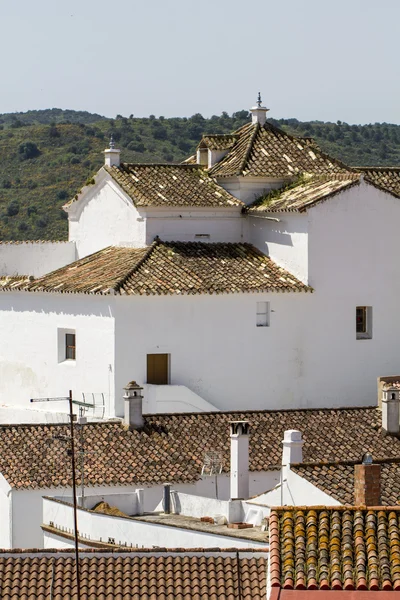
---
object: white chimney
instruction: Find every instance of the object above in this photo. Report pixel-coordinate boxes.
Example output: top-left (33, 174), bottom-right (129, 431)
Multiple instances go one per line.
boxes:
top-left (250, 92), bottom-right (269, 126)
top-left (104, 135), bottom-right (121, 168)
top-left (123, 381), bottom-right (144, 430)
top-left (230, 421), bottom-right (250, 500)
top-left (382, 384), bottom-right (400, 434)
top-left (282, 430), bottom-right (303, 469)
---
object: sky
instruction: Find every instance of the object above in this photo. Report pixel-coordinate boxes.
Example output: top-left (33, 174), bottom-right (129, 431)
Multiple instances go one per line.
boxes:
top-left (0, 0), bottom-right (399, 124)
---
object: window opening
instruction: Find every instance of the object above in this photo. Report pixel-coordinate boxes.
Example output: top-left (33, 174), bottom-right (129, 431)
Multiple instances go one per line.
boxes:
top-left (65, 333), bottom-right (76, 360)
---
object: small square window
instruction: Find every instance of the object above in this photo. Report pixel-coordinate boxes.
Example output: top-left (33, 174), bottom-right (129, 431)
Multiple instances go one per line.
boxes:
top-left (256, 301), bottom-right (270, 327)
top-left (65, 333), bottom-right (76, 360)
top-left (356, 306), bottom-right (372, 339)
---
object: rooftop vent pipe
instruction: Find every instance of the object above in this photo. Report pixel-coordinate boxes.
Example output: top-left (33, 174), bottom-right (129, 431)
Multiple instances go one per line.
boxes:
top-left (230, 421), bottom-right (250, 500)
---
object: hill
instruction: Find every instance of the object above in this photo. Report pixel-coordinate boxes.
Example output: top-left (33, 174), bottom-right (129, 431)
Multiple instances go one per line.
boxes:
top-left (1, 109), bottom-right (400, 241)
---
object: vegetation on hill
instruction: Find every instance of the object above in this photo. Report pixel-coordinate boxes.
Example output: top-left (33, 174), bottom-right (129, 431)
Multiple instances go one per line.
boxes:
top-left (0, 108), bottom-right (400, 241)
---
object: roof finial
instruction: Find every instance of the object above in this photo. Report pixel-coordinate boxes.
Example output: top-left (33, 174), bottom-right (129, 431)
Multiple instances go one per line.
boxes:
top-left (109, 134), bottom-right (115, 150)
top-left (257, 92), bottom-right (262, 108)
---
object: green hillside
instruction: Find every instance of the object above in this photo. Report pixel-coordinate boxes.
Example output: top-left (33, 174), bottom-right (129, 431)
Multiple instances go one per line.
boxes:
top-left (0, 109), bottom-right (400, 241)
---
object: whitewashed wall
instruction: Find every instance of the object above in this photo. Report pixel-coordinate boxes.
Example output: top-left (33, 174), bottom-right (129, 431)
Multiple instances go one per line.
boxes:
top-left (6, 471), bottom-right (275, 548)
top-left (299, 180), bottom-right (400, 407)
top-left (144, 207), bottom-right (244, 244)
top-left (0, 292), bottom-right (116, 415)
top-left (67, 171), bottom-right (146, 258)
top-left (219, 177), bottom-right (287, 205)
top-left (114, 292), bottom-right (311, 414)
top-left (248, 213), bottom-right (309, 283)
top-left (43, 498), bottom-right (267, 549)
top-left (0, 242), bottom-right (76, 277)
top-left (247, 469), bottom-right (341, 507)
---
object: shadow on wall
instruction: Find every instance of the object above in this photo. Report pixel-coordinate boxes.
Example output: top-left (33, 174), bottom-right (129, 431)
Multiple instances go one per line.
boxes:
top-left (264, 227), bottom-right (293, 248)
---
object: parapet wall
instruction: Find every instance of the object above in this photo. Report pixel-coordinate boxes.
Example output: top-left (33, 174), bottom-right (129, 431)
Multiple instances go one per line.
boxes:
top-left (0, 241), bottom-right (76, 277)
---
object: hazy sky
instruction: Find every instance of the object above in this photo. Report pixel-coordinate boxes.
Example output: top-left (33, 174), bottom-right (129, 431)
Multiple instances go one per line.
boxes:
top-left (1, 0), bottom-right (399, 124)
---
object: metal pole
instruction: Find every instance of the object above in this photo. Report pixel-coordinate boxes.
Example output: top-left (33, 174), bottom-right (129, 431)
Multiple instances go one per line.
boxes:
top-left (80, 420), bottom-right (85, 509)
top-left (68, 390), bottom-right (81, 600)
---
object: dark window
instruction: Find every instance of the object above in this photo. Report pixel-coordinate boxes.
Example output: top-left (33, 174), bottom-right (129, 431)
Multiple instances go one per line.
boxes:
top-left (356, 306), bottom-right (372, 339)
top-left (356, 307), bottom-right (366, 334)
top-left (65, 333), bottom-right (76, 360)
top-left (147, 354), bottom-right (169, 385)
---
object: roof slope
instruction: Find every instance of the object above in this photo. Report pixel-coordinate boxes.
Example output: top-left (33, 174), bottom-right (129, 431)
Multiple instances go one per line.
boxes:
top-left (104, 163), bottom-right (243, 207)
top-left (360, 167), bottom-right (400, 198)
top-left (208, 122), bottom-right (351, 178)
top-left (269, 507), bottom-right (400, 590)
top-left (292, 457), bottom-right (400, 505)
top-left (6, 240), bottom-right (310, 295)
top-left (0, 552), bottom-right (266, 600)
top-left (247, 174), bottom-right (360, 213)
top-left (2, 406), bottom-right (400, 489)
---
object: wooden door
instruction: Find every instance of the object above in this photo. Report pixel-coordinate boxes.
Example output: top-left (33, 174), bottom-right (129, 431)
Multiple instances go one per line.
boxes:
top-left (147, 354), bottom-right (169, 385)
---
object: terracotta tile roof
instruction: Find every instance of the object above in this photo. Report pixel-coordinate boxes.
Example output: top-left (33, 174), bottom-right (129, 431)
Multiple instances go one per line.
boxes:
top-left (199, 135), bottom-right (239, 151)
top-left (6, 240), bottom-right (310, 295)
top-left (208, 122), bottom-right (351, 179)
top-left (104, 163), bottom-right (243, 207)
top-left (247, 174), bottom-right (360, 213)
top-left (359, 167), bottom-right (400, 199)
top-left (2, 406), bottom-right (400, 490)
top-left (292, 458), bottom-right (400, 506)
top-left (0, 276), bottom-right (31, 289)
top-left (0, 552), bottom-right (267, 600)
top-left (269, 506), bottom-right (400, 590)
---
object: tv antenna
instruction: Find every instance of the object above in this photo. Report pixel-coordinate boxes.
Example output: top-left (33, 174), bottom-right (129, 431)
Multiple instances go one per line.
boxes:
top-left (30, 390), bottom-right (95, 600)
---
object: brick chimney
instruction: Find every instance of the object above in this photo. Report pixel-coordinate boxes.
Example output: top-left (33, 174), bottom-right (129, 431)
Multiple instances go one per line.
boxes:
top-left (230, 421), bottom-right (250, 500)
top-left (123, 381), bottom-right (144, 430)
top-left (354, 453), bottom-right (381, 506)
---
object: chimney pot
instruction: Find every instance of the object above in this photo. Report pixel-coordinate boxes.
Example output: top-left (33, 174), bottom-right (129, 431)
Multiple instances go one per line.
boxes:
top-left (282, 429), bottom-right (303, 467)
top-left (250, 93), bottom-right (269, 126)
top-left (104, 135), bottom-right (121, 168)
top-left (124, 381), bottom-right (144, 430)
top-left (230, 420), bottom-right (250, 500)
top-left (382, 384), bottom-right (400, 434)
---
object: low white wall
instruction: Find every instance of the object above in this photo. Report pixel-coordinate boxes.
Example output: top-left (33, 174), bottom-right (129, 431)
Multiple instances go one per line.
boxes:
top-left (157, 491), bottom-right (243, 523)
top-left (143, 384), bottom-right (219, 413)
top-left (0, 242), bottom-right (76, 277)
top-left (43, 498), bottom-right (267, 549)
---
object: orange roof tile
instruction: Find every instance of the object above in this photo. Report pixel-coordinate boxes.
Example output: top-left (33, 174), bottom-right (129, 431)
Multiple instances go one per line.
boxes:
top-left (2, 406), bottom-right (400, 490)
top-left (270, 507), bottom-right (400, 591)
top-left (0, 551), bottom-right (267, 600)
top-left (4, 240), bottom-right (310, 295)
top-left (104, 163), bottom-right (243, 208)
top-left (208, 122), bottom-right (351, 179)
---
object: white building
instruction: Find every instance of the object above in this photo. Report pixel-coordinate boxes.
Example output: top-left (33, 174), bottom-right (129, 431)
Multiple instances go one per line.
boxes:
top-left (1, 99), bottom-right (400, 416)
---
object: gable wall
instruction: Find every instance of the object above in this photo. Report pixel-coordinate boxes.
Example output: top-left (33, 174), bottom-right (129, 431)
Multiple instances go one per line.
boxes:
top-left (68, 176), bottom-right (146, 259)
